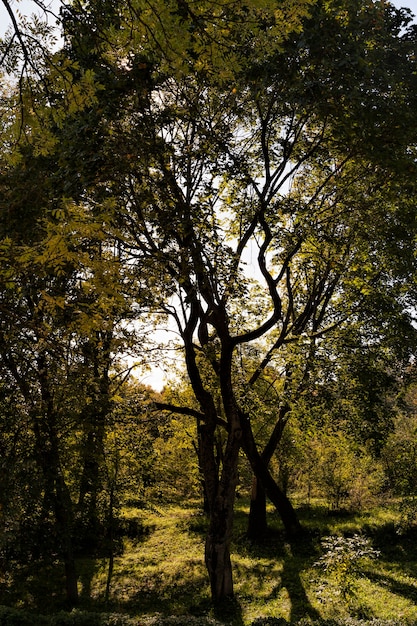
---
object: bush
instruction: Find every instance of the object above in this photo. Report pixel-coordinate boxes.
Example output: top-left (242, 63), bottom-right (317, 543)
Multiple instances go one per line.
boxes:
top-left (0, 606), bottom-right (47, 626)
top-left (314, 534), bottom-right (380, 600)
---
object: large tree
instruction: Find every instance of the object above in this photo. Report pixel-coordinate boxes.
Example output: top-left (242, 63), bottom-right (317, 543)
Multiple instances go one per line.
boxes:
top-left (50, 0), bottom-right (417, 603)
top-left (3, 0), bottom-right (417, 605)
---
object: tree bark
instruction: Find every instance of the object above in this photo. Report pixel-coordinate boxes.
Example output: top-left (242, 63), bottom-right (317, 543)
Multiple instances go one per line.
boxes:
top-left (245, 404), bottom-right (300, 539)
top-left (247, 476), bottom-right (267, 541)
top-left (62, 534), bottom-right (79, 606)
top-left (205, 513), bottom-right (234, 601)
top-left (261, 466), bottom-right (301, 537)
top-left (204, 428), bottom-right (240, 602)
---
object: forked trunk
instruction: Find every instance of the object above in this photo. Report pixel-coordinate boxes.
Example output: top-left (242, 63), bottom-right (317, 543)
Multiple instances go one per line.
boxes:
top-left (182, 310), bottom-right (241, 603)
top-left (246, 405), bottom-right (290, 540)
top-left (240, 411), bottom-right (302, 538)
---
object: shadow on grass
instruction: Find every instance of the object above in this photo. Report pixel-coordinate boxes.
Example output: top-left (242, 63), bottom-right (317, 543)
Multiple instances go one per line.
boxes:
top-left (368, 523), bottom-right (417, 560)
top-left (6, 501), bottom-right (417, 623)
top-left (103, 567), bottom-right (211, 617)
top-left (262, 531), bottom-right (321, 623)
top-left (233, 524), bottom-right (321, 623)
top-left (0, 557), bottom-right (76, 613)
top-left (280, 534), bottom-right (321, 622)
top-left (364, 569), bottom-right (417, 605)
top-left (0, 519), bottom-right (157, 614)
top-left (78, 557), bottom-right (104, 603)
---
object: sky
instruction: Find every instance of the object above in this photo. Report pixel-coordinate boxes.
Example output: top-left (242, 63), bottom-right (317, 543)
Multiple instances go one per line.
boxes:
top-left (0, 1), bottom-right (60, 35)
top-left (0, 0), bottom-right (416, 35)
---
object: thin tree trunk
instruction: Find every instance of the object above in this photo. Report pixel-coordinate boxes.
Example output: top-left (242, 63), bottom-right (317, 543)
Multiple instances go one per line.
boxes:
top-left (247, 476), bottom-right (267, 541)
top-left (78, 331), bottom-right (111, 539)
top-left (63, 541), bottom-right (79, 606)
top-left (54, 474), bottom-right (79, 606)
top-left (105, 481), bottom-right (115, 603)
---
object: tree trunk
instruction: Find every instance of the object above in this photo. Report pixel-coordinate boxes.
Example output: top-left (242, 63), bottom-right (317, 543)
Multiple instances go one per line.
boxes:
top-left (240, 410), bottom-right (302, 538)
top-left (32, 406), bottom-right (79, 604)
top-left (78, 332), bottom-right (111, 540)
top-left (246, 405), bottom-right (290, 540)
top-left (182, 307), bottom-right (241, 603)
top-left (247, 476), bottom-right (267, 542)
top-left (204, 431), bottom-right (240, 603)
top-left (261, 468), bottom-right (301, 537)
top-left (63, 542), bottom-right (79, 606)
top-left (55, 474), bottom-right (79, 606)
top-left (205, 514), bottom-right (234, 602)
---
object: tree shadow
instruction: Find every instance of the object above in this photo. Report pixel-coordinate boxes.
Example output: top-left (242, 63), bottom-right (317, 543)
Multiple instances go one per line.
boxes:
top-left (76, 517), bottom-right (156, 607)
top-left (78, 556), bottom-right (103, 604)
top-left (234, 527), bottom-right (321, 623)
top-left (271, 534), bottom-right (321, 622)
top-left (97, 564), bottom-right (212, 618)
top-left (368, 522), bottom-right (417, 561)
top-left (364, 569), bottom-right (417, 605)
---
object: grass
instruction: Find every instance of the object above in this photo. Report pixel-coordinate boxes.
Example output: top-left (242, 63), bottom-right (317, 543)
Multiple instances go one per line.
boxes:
top-left (1, 499), bottom-right (417, 624)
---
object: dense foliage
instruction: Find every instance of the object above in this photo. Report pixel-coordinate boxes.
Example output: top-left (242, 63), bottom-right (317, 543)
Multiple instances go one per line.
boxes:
top-left (0, 0), bottom-right (417, 620)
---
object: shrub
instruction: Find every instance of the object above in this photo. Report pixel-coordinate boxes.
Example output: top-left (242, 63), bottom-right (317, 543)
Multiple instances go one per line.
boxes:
top-left (0, 606), bottom-right (47, 626)
top-left (314, 534), bottom-right (380, 599)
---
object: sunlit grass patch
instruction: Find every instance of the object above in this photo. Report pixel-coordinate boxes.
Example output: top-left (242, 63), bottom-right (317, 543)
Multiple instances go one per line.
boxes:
top-left (103, 504), bottom-right (210, 616)
top-left (3, 497), bottom-right (417, 623)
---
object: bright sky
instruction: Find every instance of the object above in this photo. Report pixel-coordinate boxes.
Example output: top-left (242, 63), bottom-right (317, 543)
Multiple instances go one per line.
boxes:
top-left (0, 0), bottom-right (416, 35)
top-left (0, 0), bottom-right (60, 34)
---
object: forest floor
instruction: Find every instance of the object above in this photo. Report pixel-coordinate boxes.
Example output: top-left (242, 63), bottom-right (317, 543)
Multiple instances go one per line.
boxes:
top-left (1, 499), bottom-right (417, 624)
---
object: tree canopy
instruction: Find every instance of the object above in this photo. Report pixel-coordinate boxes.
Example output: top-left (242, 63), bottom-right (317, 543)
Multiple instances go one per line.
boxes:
top-left (0, 0), bottom-right (417, 607)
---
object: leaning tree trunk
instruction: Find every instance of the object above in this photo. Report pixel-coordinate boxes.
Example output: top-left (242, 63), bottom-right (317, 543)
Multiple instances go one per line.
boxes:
top-left (246, 405), bottom-right (297, 540)
top-left (240, 408), bottom-right (302, 538)
top-left (255, 458), bottom-right (301, 537)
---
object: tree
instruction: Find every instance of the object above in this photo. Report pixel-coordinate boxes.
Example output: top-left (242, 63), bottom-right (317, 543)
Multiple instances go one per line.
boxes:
top-left (0, 137), bottom-right (138, 604)
top-left (0, 0), bottom-right (60, 76)
top-left (59, 0), bottom-right (417, 602)
top-left (382, 371), bottom-right (417, 529)
top-left (6, 0), bottom-right (417, 604)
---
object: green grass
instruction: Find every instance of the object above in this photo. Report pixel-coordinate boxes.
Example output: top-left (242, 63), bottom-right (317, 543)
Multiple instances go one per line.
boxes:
top-left (1, 499), bottom-right (417, 625)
